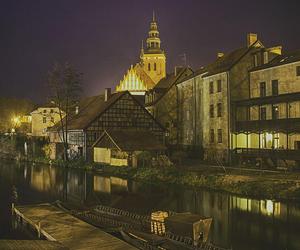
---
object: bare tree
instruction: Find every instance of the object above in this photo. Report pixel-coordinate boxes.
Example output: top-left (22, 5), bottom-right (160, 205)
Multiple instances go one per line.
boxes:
top-left (47, 62), bottom-right (82, 162)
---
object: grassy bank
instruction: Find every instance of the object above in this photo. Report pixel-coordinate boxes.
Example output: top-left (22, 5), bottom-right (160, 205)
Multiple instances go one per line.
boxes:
top-left (98, 165), bottom-right (300, 201)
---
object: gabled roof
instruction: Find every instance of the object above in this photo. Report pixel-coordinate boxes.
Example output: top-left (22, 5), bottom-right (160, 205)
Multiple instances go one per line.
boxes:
top-left (203, 47), bottom-right (250, 77)
top-left (179, 41), bottom-right (263, 82)
top-left (51, 90), bottom-right (165, 131)
top-left (145, 67), bottom-right (193, 107)
top-left (93, 129), bottom-right (166, 151)
top-left (51, 92), bottom-right (125, 131)
top-left (154, 67), bottom-right (192, 90)
top-left (250, 49), bottom-right (300, 72)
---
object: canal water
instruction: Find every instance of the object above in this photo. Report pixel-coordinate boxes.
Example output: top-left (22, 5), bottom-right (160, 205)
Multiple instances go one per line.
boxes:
top-left (1, 160), bottom-right (300, 250)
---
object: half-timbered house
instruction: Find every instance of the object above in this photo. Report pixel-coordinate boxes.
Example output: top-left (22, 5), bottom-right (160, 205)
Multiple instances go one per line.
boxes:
top-left (49, 89), bottom-right (165, 161)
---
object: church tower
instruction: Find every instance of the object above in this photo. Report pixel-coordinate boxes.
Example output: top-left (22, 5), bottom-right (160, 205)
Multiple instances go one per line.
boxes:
top-left (140, 12), bottom-right (166, 84)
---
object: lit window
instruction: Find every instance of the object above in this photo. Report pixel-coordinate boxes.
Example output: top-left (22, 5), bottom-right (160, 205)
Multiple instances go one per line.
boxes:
top-left (43, 117), bottom-right (46, 123)
top-left (217, 129), bottom-right (222, 143)
top-left (217, 80), bottom-right (222, 92)
top-left (272, 106), bottom-right (279, 120)
top-left (217, 103), bottom-right (222, 117)
top-left (210, 104), bottom-right (214, 118)
top-left (209, 81), bottom-right (214, 94)
top-left (210, 129), bottom-right (215, 143)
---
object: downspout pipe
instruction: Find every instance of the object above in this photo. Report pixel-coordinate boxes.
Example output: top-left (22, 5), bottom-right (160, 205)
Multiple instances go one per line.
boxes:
top-left (227, 72), bottom-right (231, 165)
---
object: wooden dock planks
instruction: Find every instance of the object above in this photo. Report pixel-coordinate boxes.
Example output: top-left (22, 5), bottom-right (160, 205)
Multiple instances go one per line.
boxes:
top-left (0, 240), bottom-right (67, 250)
top-left (14, 203), bottom-right (137, 250)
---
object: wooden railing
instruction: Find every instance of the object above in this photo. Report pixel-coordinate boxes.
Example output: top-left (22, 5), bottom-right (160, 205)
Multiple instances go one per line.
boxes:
top-left (234, 148), bottom-right (300, 160)
top-left (235, 118), bottom-right (300, 133)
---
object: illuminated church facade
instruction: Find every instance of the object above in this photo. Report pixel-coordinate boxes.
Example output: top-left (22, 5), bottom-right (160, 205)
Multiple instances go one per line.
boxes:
top-left (116, 13), bottom-right (166, 95)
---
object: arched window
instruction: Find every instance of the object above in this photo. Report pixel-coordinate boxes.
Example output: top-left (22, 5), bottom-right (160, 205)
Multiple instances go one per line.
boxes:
top-left (148, 63), bottom-right (151, 71)
top-left (154, 63), bottom-right (157, 71)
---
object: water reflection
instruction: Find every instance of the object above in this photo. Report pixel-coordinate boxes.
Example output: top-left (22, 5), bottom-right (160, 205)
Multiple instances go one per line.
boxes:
top-left (1, 161), bottom-right (300, 249)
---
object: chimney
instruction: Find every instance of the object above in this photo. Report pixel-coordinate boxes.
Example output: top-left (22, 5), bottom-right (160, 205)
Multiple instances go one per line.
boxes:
top-left (217, 52), bottom-right (224, 58)
top-left (247, 33), bottom-right (258, 47)
top-left (267, 46), bottom-right (282, 55)
top-left (105, 88), bottom-right (111, 102)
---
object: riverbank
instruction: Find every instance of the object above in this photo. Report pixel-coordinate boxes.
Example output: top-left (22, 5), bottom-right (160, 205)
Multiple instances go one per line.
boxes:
top-left (98, 165), bottom-right (300, 201)
top-left (2, 155), bottom-right (300, 201)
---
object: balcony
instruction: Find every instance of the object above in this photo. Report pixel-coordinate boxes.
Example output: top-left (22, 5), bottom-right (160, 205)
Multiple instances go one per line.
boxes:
top-left (234, 148), bottom-right (300, 161)
top-left (234, 92), bottom-right (300, 107)
top-left (235, 118), bottom-right (300, 133)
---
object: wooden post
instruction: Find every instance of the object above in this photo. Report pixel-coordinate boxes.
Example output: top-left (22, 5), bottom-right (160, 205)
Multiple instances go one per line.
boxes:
top-left (38, 221), bottom-right (41, 238)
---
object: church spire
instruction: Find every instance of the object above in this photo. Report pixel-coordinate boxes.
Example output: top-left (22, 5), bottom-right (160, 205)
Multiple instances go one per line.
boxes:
top-left (146, 11), bottom-right (162, 53)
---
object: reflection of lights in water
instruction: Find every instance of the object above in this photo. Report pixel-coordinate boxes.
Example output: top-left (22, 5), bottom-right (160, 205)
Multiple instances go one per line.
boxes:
top-left (24, 166), bottom-right (27, 178)
top-left (231, 196), bottom-right (281, 217)
top-left (266, 200), bottom-right (274, 215)
top-left (93, 176), bottom-right (111, 193)
top-left (111, 177), bottom-right (128, 190)
top-left (260, 199), bottom-right (280, 216)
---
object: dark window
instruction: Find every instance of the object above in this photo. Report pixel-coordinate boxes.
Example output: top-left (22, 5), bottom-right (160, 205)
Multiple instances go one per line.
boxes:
top-left (43, 117), bottom-right (46, 123)
top-left (260, 82), bottom-right (266, 97)
top-left (217, 103), bottom-right (222, 117)
top-left (210, 129), bottom-right (215, 143)
top-left (43, 109), bottom-right (47, 113)
top-left (272, 80), bottom-right (279, 96)
top-left (154, 63), bottom-right (157, 71)
top-left (272, 106), bottom-right (279, 120)
top-left (254, 54), bottom-right (258, 67)
top-left (148, 63), bottom-right (151, 71)
top-left (217, 129), bottom-right (222, 143)
top-left (50, 117), bottom-right (54, 123)
top-left (209, 81), bottom-right (214, 94)
top-left (260, 107), bottom-right (267, 120)
top-left (50, 109), bottom-right (54, 113)
top-left (296, 66), bottom-right (300, 76)
top-left (210, 104), bottom-right (214, 118)
top-left (217, 80), bottom-right (222, 92)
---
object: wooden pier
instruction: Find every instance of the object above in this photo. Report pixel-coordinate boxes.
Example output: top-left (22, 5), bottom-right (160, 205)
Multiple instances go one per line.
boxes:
top-left (12, 203), bottom-right (137, 250)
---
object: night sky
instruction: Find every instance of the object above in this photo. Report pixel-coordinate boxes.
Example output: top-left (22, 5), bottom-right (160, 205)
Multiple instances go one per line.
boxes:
top-left (1, 0), bottom-right (300, 103)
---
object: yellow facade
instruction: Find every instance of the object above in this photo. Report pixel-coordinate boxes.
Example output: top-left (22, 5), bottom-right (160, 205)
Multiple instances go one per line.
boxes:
top-left (116, 13), bottom-right (166, 95)
top-left (31, 107), bottom-right (63, 137)
top-left (116, 65), bottom-right (148, 95)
